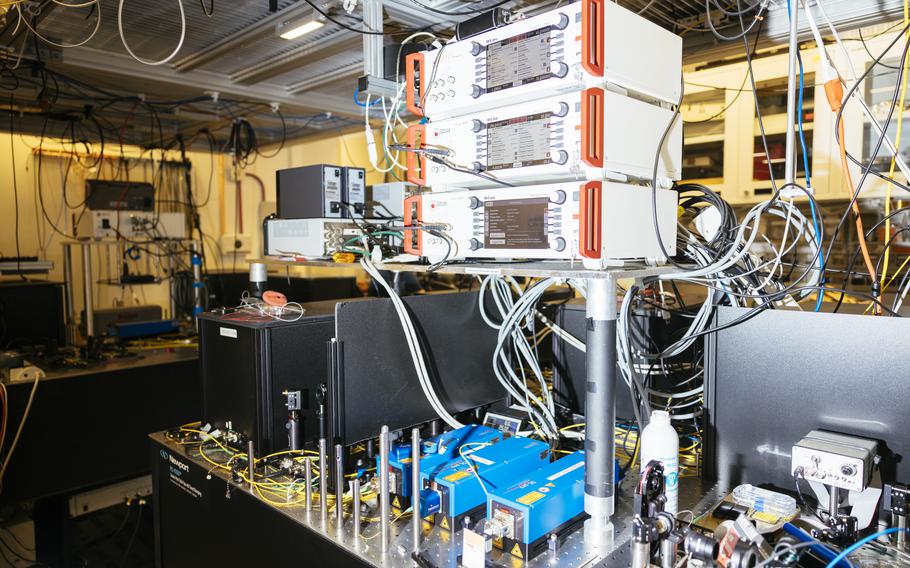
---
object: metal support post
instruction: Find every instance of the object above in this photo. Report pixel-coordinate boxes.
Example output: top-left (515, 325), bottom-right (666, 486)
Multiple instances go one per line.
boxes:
top-left (247, 440), bottom-right (256, 491)
top-left (335, 444), bottom-right (345, 531)
top-left (784, 0), bottom-right (799, 188)
top-left (362, 0), bottom-right (383, 77)
top-left (352, 478), bottom-right (362, 547)
top-left (191, 241), bottom-right (203, 322)
top-left (829, 486), bottom-right (839, 518)
top-left (379, 425), bottom-right (391, 554)
top-left (412, 428), bottom-right (422, 551)
top-left (168, 247), bottom-right (177, 319)
top-left (896, 513), bottom-right (907, 550)
top-left (81, 243), bottom-right (95, 338)
top-left (62, 244), bottom-right (76, 344)
top-left (304, 457), bottom-right (313, 514)
top-left (319, 438), bottom-right (328, 526)
top-left (583, 276), bottom-right (617, 555)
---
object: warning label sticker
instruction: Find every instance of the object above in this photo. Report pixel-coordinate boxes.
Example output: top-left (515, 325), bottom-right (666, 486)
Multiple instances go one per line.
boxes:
top-left (516, 491), bottom-right (545, 505)
top-left (444, 470), bottom-right (472, 482)
top-left (510, 543), bottom-right (524, 559)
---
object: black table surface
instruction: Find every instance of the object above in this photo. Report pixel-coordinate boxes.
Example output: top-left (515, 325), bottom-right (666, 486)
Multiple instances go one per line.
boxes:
top-left (1, 348), bottom-right (201, 506)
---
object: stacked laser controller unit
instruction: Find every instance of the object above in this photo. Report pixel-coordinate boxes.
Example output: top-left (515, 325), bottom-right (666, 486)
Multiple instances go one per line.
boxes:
top-left (401, 1), bottom-right (683, 269)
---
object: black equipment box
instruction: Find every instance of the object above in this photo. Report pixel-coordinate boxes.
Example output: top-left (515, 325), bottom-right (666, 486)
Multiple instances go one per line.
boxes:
top-left (343, 166), bottom-right (366, 216)
top-left (85, 179), bottom-right (155, 211)
top-left (199, 300), bottom-right (340, 454)
top-left (705, 306), bottom-right (910, 491)
top-left (330, 291), bottom-right (506, 446)
top-left (276, 164), bottom-right (344, 219)
top-left (276, 165), bottom-right (367, 220)
top-left (0, 280), bottom-right (65, 349)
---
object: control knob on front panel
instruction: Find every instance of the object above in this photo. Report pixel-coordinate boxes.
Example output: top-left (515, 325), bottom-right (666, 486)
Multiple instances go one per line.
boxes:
top-left (468, 196), bottom-right (483, 209)
top-left (552, 150), bottom-right (569, 165)
top-left (549, 190), bottom-right (566, 205)
top-left (550, 237), bottom-right (566, 252)
top-left (841, 464), bottom-right (856, 477)
top-left (552, 102), bottom-right (569, 118)
top-left (470, 84), bottom-right (483, 99)
top-left (471, 42), bottom-right (483, 56)
top-left (471, 119), bottom-right (485, 133)
top-left (469, 238), bottom-right (483, 251)
top-left (554, 13), bottom-right (569, 30)
top-left (553, 62), bottom-right (569, 78)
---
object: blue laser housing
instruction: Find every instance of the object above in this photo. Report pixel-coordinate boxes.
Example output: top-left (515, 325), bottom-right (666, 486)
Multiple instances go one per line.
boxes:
top-left (485, 450), bottom-right (585, 551)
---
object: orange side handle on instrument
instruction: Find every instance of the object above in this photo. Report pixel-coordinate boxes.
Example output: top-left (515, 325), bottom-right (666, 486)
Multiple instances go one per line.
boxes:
top-left (405, 52), bottom-right (426, 117)
top-left (581, 0), bottom-right (604, 77)
top-left (581, 88), bottom-right (604, 168)
top-left (579, 181), bottom-right (602, 259)
top-left (406, 124), bottom-right (427, 186)
top-left (403, 194), bottom-right (423, 256)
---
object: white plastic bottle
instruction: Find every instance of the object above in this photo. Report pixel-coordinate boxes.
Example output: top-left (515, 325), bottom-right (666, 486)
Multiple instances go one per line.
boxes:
top-left (640, 410), bottom-right (679, 515)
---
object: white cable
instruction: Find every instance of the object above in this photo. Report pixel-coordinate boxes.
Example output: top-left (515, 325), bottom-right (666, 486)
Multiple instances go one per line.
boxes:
top-left (808, 0), bottom-right (910, 187)
top-left (491, 281), bottom-right (559, 437)
top-left (0, 371), bottom-right (41, 490)
top-left (536, 310), bottom-right (585, 352)
top-left (360, 253), bottom-right (462, 428)
top-left (363, 255), bottom-right (455, 425)
top-left (896, 270), bottom-right (910, 312)
top-left (799, 0), bottom-right (836, 81)
top-left (117, 0), bottom-right (186, 66)
top-left (480, 276), bottom-right (559, 437)
top-left (50, 0), bottom-right (98, 6)
top-left (379, 85), bottom-right (408, 171)
top-left (16, 0), bottom-right (101, 49)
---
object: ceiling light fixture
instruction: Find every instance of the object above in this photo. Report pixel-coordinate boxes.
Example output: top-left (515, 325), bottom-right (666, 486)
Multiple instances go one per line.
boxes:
top-left (277, 13), bottom-right (326, 40)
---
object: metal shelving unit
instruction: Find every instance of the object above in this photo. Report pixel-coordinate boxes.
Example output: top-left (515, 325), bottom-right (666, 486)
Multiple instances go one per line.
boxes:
top-left (62, 239), bottom-right (203, 342)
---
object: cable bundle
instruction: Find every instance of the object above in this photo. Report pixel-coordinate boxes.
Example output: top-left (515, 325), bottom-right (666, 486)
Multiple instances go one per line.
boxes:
top-left (483, 277), bottom-right (560, 439)
top-left (359, 250), bottom-right (463, 429)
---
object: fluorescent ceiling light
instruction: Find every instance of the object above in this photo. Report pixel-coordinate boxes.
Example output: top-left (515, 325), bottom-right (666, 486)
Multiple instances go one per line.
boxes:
top-left (277, 14), bottom-right (325, 40)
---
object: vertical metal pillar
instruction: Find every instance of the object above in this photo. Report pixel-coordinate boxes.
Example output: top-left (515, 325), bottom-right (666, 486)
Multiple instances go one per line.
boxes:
top-left (62, 244), bottom-right (76, 344)
top-left (352, 478), bottom-right (362, 550)
top-left (335, 444), bottom-right (345, 533)
top-left (304, 457), bottom-right (313, 514)
top-left (583, 276), bottom-right (617, 555)
top-left (411, 428), bottom-right (422, 552)
top-left (784, 0), bottom-right (799, 187)
top-left (829, 486), bottom-right (839, 518)
top-left (191, 241), bottom-right (203, 322)
top-left (168, 245), bottom-right (177, 320)
top-left (379, 425), bottom-right (391, 553)
top-left (81, 243), bottom-right (95, 338)
top-left (362, 0), bottom-right (384, 77)
top-left (895, 513), bottom-right (908, 550)
top-left (247, 440), bottom-right (256, 491)
top-left (319, 438), bottom-right (328, 526)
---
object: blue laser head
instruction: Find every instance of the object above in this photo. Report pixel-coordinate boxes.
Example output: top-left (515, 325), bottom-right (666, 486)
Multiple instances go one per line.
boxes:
top-left (419, 436), bottom-right (550, 520)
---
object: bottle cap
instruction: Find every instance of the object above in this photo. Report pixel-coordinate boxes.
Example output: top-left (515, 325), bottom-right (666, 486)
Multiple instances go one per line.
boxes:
top-left (651, 410), bottom-right (670, 424)
top-left (249, 262), bottom-right (268, 283)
